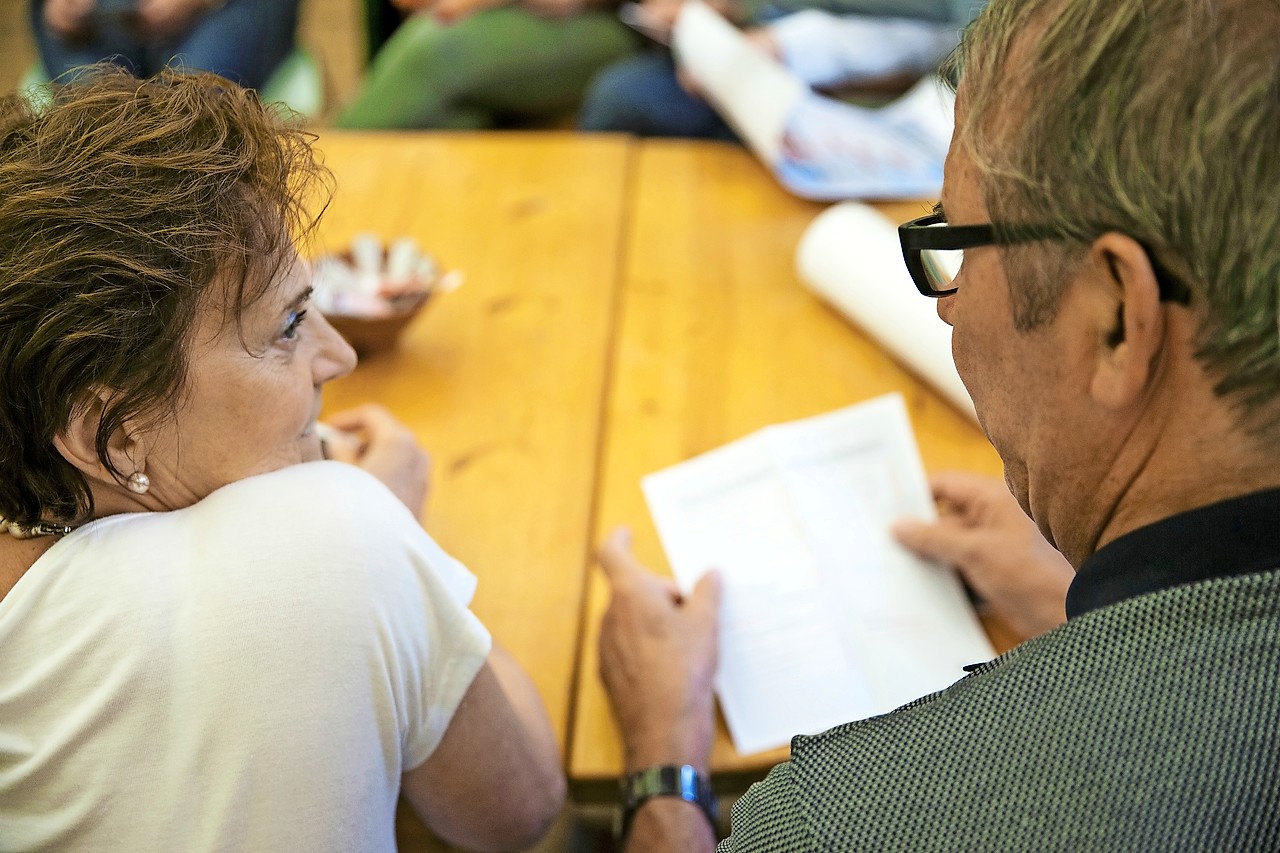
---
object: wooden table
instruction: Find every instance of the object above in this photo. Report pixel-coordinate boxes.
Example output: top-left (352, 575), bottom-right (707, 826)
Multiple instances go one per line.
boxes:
top-left (311, 133), bottom-right (1008, 801)
top-left (315, 132), bottom-right (632, 761)
top-left (566, 140), bottom-right (1008, 787)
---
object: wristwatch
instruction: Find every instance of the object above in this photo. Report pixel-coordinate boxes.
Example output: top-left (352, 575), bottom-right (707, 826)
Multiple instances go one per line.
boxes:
top-left (615, 764), bottom-right (719, 842)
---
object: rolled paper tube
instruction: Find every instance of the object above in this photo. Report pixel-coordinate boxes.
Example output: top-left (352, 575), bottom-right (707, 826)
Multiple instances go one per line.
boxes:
top-left (795, 202), bottom-right (977, 422)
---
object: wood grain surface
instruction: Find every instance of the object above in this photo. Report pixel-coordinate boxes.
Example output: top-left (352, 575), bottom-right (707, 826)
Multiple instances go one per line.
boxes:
top-left (568, 140), bottom-right (1007, 784)
top-left (315, 132), bottom-right (633, 759)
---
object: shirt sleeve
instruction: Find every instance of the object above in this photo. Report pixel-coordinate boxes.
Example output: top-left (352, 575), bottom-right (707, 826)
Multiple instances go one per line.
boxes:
top-left (769, 11), bottom-right (961, 86)
top-left (718, 761), bottom-right (815, 852)
top-left (193, 461), bottom-right (493, 772)
top-left (741, 0), bottom-right (977, 25)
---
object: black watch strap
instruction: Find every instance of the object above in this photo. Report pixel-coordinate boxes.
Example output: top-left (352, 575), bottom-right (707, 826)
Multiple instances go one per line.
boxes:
top-left (615, 764), bottom-right (719, 842)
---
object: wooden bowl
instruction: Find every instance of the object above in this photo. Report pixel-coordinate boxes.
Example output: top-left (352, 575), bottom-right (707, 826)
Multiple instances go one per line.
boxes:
top-left (322, 290), bottom-right (431, 357)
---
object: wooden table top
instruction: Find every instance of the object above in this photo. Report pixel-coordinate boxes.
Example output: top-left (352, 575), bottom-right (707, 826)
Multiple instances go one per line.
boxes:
top-left (310, 132), bottom-right (1008, 787)
top-left (314, 131), bottom-right (633, 756)
top-left (565, 140), bottom-right (1007, 782)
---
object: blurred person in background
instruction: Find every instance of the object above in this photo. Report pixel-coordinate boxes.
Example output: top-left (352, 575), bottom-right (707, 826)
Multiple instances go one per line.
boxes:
top-left (579, 0), bottom-right (984, 139)
top-left (31, 0), bottom-right (301, 90)
top-left (336, 0), bottom-right (637, 129)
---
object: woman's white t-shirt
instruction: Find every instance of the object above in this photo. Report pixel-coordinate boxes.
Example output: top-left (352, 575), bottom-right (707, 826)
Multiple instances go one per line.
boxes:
top-left (0, 462), bottom-right (492, 852)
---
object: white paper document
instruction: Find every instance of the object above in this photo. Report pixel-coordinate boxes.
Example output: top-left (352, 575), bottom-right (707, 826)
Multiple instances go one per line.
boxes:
top-left (796, 202), bottom-right (977, 422)
top-left (642, 394), bottom-right (994, 755)
top-left (673, 0), bottom-right (955, 200)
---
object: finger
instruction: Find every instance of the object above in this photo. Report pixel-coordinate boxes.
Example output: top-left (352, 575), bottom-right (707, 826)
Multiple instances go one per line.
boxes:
top-left (431, 0), bottom-right (500, 24)
top-left (326, 403), bottom-right (391, 431)
top-left (891, 516), bottom-right (972, 566)
top-left (330, 406), bottom-right (415, 451)
top-left (597, 527), bottom-right (636, 584)
top-left (316, 423), bottom-right (363, 462)
top-left (929, 470), bottom-right (989, 502)
top-left (929, 470), bottom-right (1010, 507)
top-left (640, 0), bottom-right (682, 28)
top-left (685, 569), bottom-right (723, 623)
top-left (324, 405), bottom-right (373, 433)
top-left (675, 67), bottom-right (705, 99)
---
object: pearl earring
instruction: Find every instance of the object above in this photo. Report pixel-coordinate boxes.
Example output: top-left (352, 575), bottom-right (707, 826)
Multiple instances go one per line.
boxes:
top-left (127, 471), bottom-right (151, 494)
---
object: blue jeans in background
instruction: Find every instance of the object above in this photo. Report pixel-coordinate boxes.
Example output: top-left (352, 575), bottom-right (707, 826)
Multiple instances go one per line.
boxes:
top-left (30, 0), bottom-right (300, 90)
top-left (578, 51), bottom-right (739, 141)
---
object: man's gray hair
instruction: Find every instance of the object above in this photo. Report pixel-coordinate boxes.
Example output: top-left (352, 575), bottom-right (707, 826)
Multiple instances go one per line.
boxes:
top-left (947, 0), bottom-right (1280, 427)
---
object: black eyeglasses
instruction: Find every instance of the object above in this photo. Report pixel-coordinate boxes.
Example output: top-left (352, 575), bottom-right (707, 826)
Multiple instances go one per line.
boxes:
top-left (897, 213), bottom-right (1191, 304)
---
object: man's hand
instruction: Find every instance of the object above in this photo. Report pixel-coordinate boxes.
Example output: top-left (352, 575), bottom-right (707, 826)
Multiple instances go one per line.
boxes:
top-left (44, 0), bottom-right (97, 38)
top-left (392, 0), bottom-right (512, 25)
top-left (893, 471), bottom-right (1074, 641)
top-left (598, 528), bottom-right (722, 774)
top-left (519, 0), bottom-right (588, 20)
top-left (134, 0), bottom-right (210, 39)
top-left (743, 26), bottom-right (781, 59)
top-left (636, 0), bottom-right (742, 31)
top-left (324, 404), bottom-right (431, 518)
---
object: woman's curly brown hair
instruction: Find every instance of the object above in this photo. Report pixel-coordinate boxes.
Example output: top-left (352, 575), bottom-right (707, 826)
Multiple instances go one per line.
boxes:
top-left (0, 65), bottom-right (331, 525)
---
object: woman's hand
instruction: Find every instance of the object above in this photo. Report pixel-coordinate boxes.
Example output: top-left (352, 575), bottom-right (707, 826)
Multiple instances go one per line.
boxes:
top-left (323, 404), bottom-right (431, 518)
top-left (893, 471), bottom-right (1074, 641)
top-left (597, 528), bottom-right (722, 774)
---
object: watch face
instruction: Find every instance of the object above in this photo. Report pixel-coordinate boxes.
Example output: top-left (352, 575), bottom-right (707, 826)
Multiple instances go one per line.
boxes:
top-left (616, 764), bottom-right (720, 841)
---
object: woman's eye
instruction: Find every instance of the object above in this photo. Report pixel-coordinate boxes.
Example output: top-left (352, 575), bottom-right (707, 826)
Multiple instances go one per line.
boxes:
top-left (282, 309), bottom-right (308, 341)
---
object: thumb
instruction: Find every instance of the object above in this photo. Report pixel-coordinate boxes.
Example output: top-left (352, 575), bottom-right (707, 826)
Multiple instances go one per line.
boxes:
top-left (686, 569), bottom-right (724, 622)
top-left (892, 517), bottom-right (970, 567)
top-left (597, 527), bottom-right (636, 584)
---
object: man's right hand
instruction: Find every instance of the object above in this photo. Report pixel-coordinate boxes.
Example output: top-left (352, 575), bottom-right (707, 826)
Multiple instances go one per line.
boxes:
top-left (597, 528), bottom-right (722, 775)
top-left (893, 471), bottom-right (1074, 641)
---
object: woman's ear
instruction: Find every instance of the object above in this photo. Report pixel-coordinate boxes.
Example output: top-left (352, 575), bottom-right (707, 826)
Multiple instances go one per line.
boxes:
top-left (52, 391), bottom-right (144, 488)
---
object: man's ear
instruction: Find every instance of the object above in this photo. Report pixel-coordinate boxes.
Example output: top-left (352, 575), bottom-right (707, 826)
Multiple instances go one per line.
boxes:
top-left (1085, 232), bottom-right (1167, 410)
top-left (52, 392), bottom-right (143, 488)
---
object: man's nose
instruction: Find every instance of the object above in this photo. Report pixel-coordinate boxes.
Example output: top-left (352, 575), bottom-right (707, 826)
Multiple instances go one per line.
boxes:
top-left (936, 293), bottom-right (956, 327)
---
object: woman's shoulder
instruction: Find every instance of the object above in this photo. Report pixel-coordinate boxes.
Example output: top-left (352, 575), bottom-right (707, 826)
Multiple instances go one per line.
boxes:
top-left (196, 462), bottom-right (470, 590)
top-left (181, 462), bottom-right (429, 558)
top-left (202, 461), bottom-right (411, 526)
top-left (52, 462), bottom-right (474, 607)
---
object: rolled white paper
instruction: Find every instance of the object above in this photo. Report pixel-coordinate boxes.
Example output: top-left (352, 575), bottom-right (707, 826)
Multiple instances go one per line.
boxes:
top-left (673, 0), bottom-right (805, 165)
top-left (795, 202), bottom-right (977, 422)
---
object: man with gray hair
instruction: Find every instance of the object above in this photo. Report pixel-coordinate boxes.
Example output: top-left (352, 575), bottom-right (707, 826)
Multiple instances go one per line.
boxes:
top-left (596, 0), bottom-right (1280, 848)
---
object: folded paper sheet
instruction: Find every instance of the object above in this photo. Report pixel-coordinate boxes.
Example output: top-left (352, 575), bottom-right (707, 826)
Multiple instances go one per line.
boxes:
top-left (673, 0), bottom-right (955, 200)
top-left (643, 395), bottom-right (994, 755)
top-left (797, 202), bottom-right (977, 422)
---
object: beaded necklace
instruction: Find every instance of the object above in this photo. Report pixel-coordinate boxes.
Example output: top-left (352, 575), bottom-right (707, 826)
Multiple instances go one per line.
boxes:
top-left (0, 516), bottom-right (76, 539)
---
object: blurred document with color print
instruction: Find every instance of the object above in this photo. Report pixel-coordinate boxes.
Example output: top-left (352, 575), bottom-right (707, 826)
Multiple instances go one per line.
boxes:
top-left (673, 0), bottom-right (955, 200)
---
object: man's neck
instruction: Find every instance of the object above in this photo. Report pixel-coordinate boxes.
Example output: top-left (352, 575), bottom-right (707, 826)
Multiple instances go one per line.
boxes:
top-left (1092, 415), bottom-right (1280, 563)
